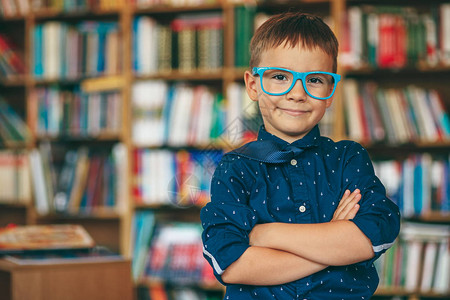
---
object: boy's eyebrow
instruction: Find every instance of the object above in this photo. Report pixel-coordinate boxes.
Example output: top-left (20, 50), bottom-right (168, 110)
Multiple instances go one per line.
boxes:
top-left (263, 66), bottom-right (332, 73)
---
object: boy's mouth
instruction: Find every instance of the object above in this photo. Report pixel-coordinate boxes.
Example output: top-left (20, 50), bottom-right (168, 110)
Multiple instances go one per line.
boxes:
top-left (279, 107), bottom-right (309, 116)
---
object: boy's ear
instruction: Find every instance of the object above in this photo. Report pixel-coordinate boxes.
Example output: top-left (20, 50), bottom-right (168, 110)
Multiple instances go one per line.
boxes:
top-left (244, 70), bottom-right (259, 101)
top-left (325, 96), bottom-right (334, 108)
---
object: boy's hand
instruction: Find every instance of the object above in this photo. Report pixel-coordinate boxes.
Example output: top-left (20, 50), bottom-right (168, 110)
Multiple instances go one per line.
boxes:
top-left (331, 189), bottom-right (361, 221)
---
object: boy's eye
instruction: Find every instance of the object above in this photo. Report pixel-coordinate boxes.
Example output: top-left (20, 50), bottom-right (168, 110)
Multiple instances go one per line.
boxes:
top-left (307, 77), bottom-right (325, 84)
top-left (272, 74), bottom-right (288, 81)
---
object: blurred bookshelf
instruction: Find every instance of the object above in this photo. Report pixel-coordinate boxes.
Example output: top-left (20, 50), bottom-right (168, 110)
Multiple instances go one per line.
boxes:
top-left (0, 0), bottom-right (449, 299)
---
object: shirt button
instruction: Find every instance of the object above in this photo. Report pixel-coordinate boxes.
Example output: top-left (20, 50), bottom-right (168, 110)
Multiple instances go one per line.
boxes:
top-left (299, 205), bottom-right (306, 213)
top-left (290, 159), bottom-right (297, 166)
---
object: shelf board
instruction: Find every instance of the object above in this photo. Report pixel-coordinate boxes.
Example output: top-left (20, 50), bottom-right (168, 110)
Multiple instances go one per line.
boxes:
top-left (36, 132), bottom-right (122, 142)
top-left (37, 208), bottom-right (122, 221)
top-left (0, 76), bottom-right (27, 87)
top-left (344, 65), bottom-right (450, 76)
top-left (0, 201), bottom-right (29, 208)
top-left (133, 203), bottom-right (204, 211)
top-left (137, 277), bottom-right (223, 292)
top-left (133, 69), bottom-right (224, 81)
top-left (0, 14), bottom-right (26, 21)
top-left (359, 140), bottom-right (450, 151)
top-left (32, 8), bottom-right (121, 20)
top-left (375, 287), bottom-right (450, 298)
top-left (133, 3), bottom-right (223, 14)
top-left (405, 212), bottom-right (450, 223)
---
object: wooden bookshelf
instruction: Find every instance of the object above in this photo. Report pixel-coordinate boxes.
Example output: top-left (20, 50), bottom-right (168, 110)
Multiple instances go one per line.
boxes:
top-left (1, 0), bottom-right (450, 299)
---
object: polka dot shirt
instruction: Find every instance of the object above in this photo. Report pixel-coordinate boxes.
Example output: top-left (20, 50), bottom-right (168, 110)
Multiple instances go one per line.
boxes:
top-left (201, 125), bottom-right (400, 300)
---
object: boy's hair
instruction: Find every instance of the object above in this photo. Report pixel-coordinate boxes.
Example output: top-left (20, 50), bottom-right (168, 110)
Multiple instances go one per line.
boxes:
top-left (249, 12), bottom-right (339, 73)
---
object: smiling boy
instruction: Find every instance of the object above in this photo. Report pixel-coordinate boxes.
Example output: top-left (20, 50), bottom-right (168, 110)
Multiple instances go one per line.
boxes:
top-left (201, 12), bottom-right (400, 299)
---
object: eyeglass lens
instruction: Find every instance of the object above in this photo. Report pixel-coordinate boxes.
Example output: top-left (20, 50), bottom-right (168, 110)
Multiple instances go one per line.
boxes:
top-left (261, 69), bottom-right (335, 98)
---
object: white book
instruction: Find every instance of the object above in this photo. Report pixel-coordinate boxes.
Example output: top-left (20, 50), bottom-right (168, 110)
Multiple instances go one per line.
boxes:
top-left (420, 241), bottom-right (438, 292)
top-left (44, 22), bottom-right (61, 80)
top-left (420, 154), bottom-right (432, 215)
top-left (348, 6), bottom-right (363, 68)
top-left (195, 87), bottom-right (214, 145)
top-left (404, 239), bottom-right (423, 291)
top-left (132, 80), bottom-right (167, 146)
top-left (136, 17), bottom-right (158, 75)
top-left (343, 80), bottom-right (363, 141)
top-left (29, 149), bottom-right (50, 215)
top-left (226, 82), bottom-right (244, 145)
top-left (168, 85), bottom-right (194, 146)
top-left (402, 157), bottom-right (415, 218)
top-left (0, 151), bottom-right (15, 202)
top-left (409, 86), bottom-right (438, 142)
top-left (433, 240), bottom-right (450, 293)
top-left (112, 143), bottom-right (127, 213)
top-left (423, 15), bottom-right (439, 67)
top-left (142, 150), bottom-right (152, 204)
top-left (441, 4), bottom-right (450, 65)
top-left (17, 152), bottom-right (32, 203)
top-left (374, 160), bottom-right (401, 198)
top-left (384, 89), bottom-right (408, 144)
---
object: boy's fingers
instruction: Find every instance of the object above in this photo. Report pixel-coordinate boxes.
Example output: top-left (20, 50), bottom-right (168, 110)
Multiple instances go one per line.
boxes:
top-left (343, 203), bottom-right (360, 220)
top-left (335, 189), bottom-right (360, 215)
top-left (333, 190), bottom-right (361, 220)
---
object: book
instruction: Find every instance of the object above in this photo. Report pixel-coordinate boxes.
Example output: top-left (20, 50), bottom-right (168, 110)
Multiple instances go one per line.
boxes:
top-left (0, 33), bottom-right (25, 78)
top-left (3, 246), bottom-right (121, 265)
top-left (375, 222), bottom-right (450, 293)
top-left (0, 98), bottom-right (31, 146)
top-left (374, 154), bottom-right (450, 217)
top-left (340, 4), bottom-right (450, 69)
top-left (0, 224), bottom-right (95, 254)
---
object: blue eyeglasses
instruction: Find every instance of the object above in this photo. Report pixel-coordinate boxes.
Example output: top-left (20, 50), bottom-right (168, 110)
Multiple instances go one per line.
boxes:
top-left (252, 67), bottom-right (341, 100)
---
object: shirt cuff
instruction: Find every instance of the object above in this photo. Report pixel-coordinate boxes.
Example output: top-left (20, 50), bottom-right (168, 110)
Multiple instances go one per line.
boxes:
top-left (203, 243), bottom-right (250, 285)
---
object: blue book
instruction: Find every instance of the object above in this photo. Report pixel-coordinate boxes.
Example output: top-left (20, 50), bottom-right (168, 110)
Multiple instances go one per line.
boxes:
top-left (162, 85), bottom-right (175, 144)
top-left (413, 156), bottom-right (423, 215)
top-left (34, 24), bottom-right (44, 77)
top-left (132, 18), bottom-right (140, 73)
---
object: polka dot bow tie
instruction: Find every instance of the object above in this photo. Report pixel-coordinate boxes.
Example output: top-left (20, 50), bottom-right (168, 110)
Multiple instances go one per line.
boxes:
top-left (229, 140), bottom-right (311, 164)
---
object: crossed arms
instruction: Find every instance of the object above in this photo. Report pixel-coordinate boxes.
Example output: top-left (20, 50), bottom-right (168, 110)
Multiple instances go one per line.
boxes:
top-left (221, 189), bottom-right (375, 286)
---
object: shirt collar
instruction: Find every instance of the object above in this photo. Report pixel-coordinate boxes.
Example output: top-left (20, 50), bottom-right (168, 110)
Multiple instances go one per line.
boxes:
top-left (257, 125), bottom-right (321, 149)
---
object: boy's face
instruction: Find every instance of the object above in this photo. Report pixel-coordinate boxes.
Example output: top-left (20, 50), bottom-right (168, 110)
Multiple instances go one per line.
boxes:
top-left (245, 43), bottom-right (335, 143)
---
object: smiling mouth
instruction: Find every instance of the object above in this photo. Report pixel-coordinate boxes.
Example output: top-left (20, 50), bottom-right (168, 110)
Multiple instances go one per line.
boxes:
top-left (279, 108), bottom-right (309, 116)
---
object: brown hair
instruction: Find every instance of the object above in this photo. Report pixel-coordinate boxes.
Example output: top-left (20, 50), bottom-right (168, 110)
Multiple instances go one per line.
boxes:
top-left (249, 12), bottom-right (339, 72)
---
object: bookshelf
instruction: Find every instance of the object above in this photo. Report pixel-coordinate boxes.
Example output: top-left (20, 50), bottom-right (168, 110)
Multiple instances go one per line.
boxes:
top-left (0, 0), bottom-right (449, 299)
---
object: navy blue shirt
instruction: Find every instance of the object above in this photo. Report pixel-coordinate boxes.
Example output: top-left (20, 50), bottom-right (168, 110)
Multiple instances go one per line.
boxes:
top-left (201, 125), bottom-right (401, 300)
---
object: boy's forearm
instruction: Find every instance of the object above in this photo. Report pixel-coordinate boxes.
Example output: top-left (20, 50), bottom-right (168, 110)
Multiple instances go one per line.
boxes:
top-left (221, 246), bottom-right (327, 286)
top-left (250, 221), bottom-right (374, 266)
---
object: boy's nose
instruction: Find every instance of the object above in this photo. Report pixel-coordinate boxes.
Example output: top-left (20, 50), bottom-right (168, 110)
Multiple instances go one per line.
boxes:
top-left (287, 79), bottom-right (308, 101)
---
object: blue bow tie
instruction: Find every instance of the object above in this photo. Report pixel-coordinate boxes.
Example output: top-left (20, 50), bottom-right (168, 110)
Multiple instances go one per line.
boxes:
top-left (229, 140), bottom-right (310, 164)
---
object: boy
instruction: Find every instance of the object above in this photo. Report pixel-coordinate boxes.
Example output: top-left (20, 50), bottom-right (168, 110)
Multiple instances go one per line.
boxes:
top-left (201, 12), bottom-right (400, 299)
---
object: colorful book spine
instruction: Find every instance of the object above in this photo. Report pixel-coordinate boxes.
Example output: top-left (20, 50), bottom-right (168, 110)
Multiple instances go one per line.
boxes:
top-left (234, 5), bottom-right (256, 68)
top-left (133, 149), bottom-right (222, 207)
top-left (374, 154), bottom-right (450, 218)
top-left (132, 80), bottom-right (226, 147)
top-left (135, 222), bottom-right (215, 286)
top-left (0, 33), bottom-right (26, 78)
top-left (30, 86), bottom-right (121, 138)
top-left (343, 80), bottom-right (450, 145)
top-left (0, 149), bottom-right (32, 204)
top-left (31, 21), bottom-right (121, 80)
top-left (0, 98), bottom-right (31, 146)
top-left (374, 222), bottom-right (450, 294)
top-left (133, 13), bottom-right (223, 75)
top-left (29, 143), bottom-right (127, 215)
top-left (341, 4), bottom-right (450, 69)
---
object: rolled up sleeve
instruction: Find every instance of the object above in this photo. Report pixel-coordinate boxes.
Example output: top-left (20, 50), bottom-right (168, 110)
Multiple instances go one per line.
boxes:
top-left (342, 143), bottom-right (401, 263)
top-left (200, 155), bottom-right (258, 284)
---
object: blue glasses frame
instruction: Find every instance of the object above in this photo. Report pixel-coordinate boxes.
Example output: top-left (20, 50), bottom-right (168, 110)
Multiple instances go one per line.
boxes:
top-left (252, 67), bottom-right (341, 100)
